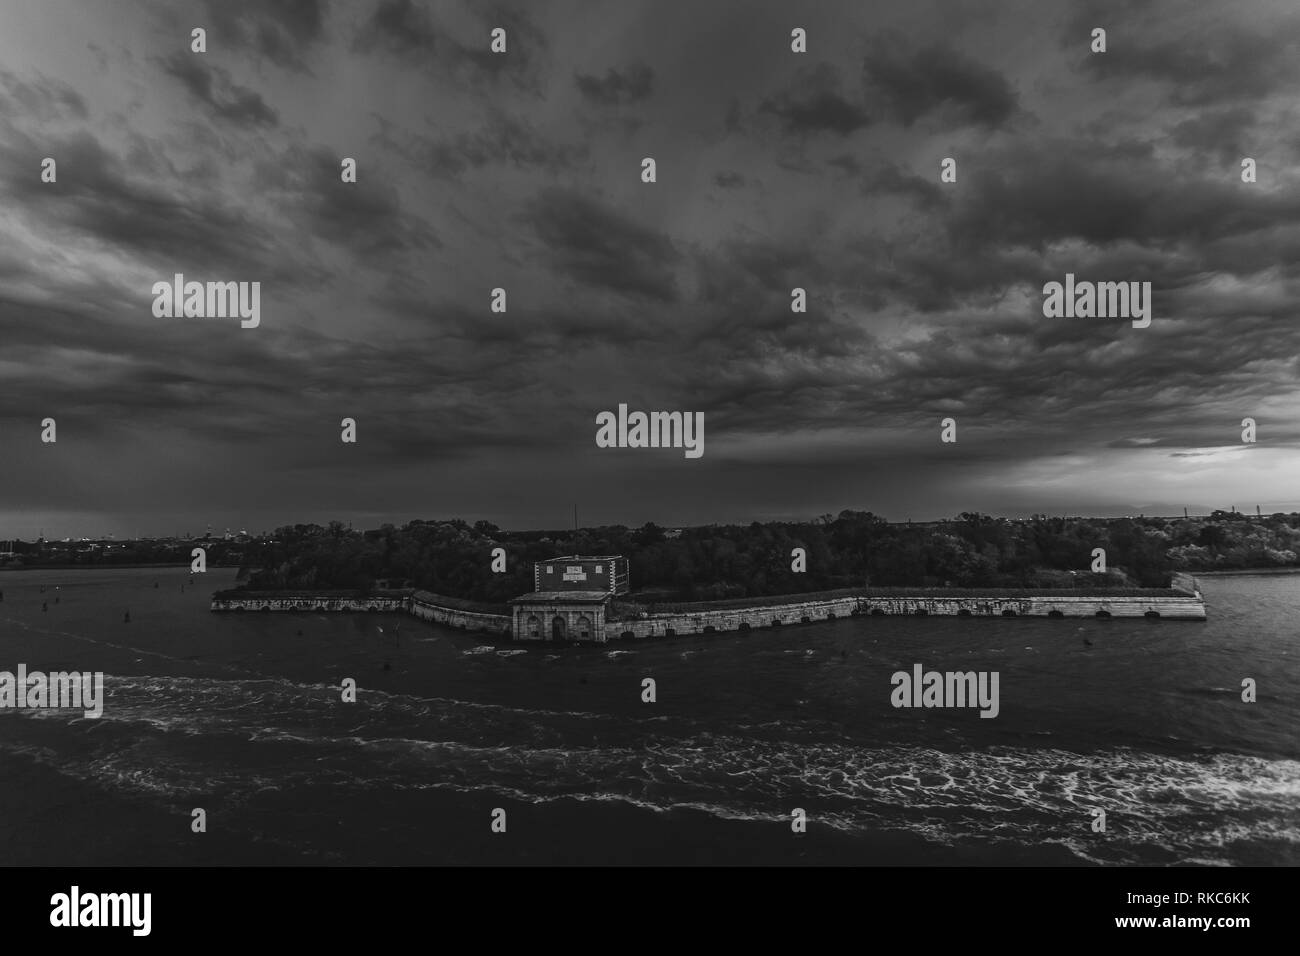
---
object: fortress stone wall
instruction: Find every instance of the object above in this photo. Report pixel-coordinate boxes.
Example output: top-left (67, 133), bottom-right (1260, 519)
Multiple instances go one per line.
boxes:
top-left (213, 574), bottom-right (1206, 644)
top-left (608, 589), bottom-right (1205, 640)
top-left (212, 591), bottom-right (512, 635)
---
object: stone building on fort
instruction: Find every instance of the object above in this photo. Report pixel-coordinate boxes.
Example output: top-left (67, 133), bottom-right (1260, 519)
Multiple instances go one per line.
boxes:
top-left (508, 555), bottom-right (629, 642)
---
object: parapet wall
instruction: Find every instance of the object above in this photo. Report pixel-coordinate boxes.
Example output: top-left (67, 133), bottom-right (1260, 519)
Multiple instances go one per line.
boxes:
top-left (213, 584), bottom-right (1206, 643)
top-left (406, 595), bottom-right (512, 635)
top-left (210, 595), bottom-right (406, 613)
top-left (609, 591), bottom-right (1205, 639)
top-left (211, 592), bottom-right (512, 635)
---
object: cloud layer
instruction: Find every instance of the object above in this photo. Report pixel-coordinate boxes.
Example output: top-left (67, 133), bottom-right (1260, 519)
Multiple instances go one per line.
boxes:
top-left (0, 0), bottom-right (1297, 537)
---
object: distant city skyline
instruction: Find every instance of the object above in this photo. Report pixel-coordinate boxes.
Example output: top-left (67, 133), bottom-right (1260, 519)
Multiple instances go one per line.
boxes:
top-left (3, 0), bottom-right (1298, 543)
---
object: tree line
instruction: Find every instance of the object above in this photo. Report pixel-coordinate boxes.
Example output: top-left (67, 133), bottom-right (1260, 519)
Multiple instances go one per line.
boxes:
top-left (233, 510), bottom-right (1300, 602)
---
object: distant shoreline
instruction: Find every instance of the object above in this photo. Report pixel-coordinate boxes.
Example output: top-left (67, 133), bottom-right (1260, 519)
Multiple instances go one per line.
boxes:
top-left (0, 563), bottom-right (239, 572)
top-left (1195, 568), bottom-right (1300, 576)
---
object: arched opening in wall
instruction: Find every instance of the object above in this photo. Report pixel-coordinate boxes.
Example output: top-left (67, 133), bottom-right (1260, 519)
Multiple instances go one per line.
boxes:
top-left (826, 612), bottom-right (836, 620)
top-left (1095, 610), bottom-right (1112, 618)
top-left (577, 615), bottom-right (593, 640)
top-left (502, 625), bottom-right (512, 637)
top-left (260, 605), bottom-right (271, 612)
top-left (957, 608), bottom-right (971, 617)
top-left (620, 631), bottom-right (634, 640)
top-left (771, 618), bottom-right (783, 627)
top-left (665, 627), bottom-right (676, 637)
top-left (850, 608), bottom-right (862, 617)
top-left (1001, 609), bottom-right (1017, 617)
top-left (234, 606), bottom-right (245, 612)
top-left (800, 615), bottom-right (812, 624)
top-left (1144, 610), bottom-right (1161, 619)
top-left (367, 606), bottom-right (378, 613)
top-left (527, 615), bottom-right (541, 639)
top-left (914, 608), bottom-right (929, 617)
top-left (870, 608), bottom-right (885, 617)
top-left (551, 616), bottom-right (566, 641)
top-left (703, 625), bottom-right (716, 634)
top-left (738, 622), bottom-right (751, 632)
top-left (1047, 610), bottom-right (1064, 618)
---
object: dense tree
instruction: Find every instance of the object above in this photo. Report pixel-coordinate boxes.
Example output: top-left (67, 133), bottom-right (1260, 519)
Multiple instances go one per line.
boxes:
top-left (16, 512), bottom-right (1298, 601)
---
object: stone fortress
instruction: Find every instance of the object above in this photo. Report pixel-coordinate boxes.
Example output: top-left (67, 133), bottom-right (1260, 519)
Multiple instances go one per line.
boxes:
top-left (212, 556), bottom-right (1207, 643)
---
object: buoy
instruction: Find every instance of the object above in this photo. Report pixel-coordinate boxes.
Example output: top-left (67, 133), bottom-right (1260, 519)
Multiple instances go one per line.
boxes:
top-left (124, 611), bottom-right (131, 623)
top-left (42, 601), bottom-right (48, 612)
top-left (154, 582), bottom-right (159, 589)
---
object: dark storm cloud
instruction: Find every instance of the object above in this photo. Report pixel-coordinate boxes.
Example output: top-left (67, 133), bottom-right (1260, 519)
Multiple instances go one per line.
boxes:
top-left (759, 64), bottom-right (871, 136)
top-left (1170, 107), bottom-right (1257, 165)
top-left (947, 137), bottom-right (1300, 252)
top-left (372, 292), bottom-right (676, 395)
top-left (0, 68), bottom-right (87, 121)
top-left (199, 0), bottom-right (328, 72)
top-left (413, 111), bottom-right (588, 179)
top-left (689, 298), bottom-right (1300, 451)
top-left (360, 0), bottom-right (435, 52)
top-left (828, 155), bottom-right (948, 210)
top-left (716, 235), bottom-right (826, 297)
top-left (4, 0), bottom-right (1298, 535)
top-left (863, 42), bottom-right (1019, 129)
top-left (160, 54), bottom-right (279, 128)
top-left (354, 0), bottom-right (548, 91)
top-left (0, 128), bottom-right (280, 276)
top-left (0, 281), bottom-right (537, 466)
top-left (1068, 3), bottom-right (1300, 107)
top-left (519, 188), bottom-right (681, 302)
top-left (574, 63), bottom-right (653, 106)
top-left (0, 286), bottom-right (310, 438)
top-left (261, 145), bottom-right (439, 258)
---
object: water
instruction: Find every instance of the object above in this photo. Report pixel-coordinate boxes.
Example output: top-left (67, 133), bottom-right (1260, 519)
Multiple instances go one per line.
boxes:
top-left (0, 567), bottom-right (1296, 865)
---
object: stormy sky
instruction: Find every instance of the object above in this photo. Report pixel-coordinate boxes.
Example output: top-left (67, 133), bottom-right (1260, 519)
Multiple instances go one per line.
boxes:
top-left (2, 0), bottom-right (1299, 538)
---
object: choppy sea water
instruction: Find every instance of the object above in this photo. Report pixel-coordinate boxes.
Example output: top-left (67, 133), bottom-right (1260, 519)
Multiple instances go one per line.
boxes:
top-left (0, 567), bottom-right (1296, 865)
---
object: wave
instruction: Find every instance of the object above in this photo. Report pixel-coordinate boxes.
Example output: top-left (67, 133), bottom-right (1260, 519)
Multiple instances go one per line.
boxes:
top-left (4, 677), bottom-right (1297, 865)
